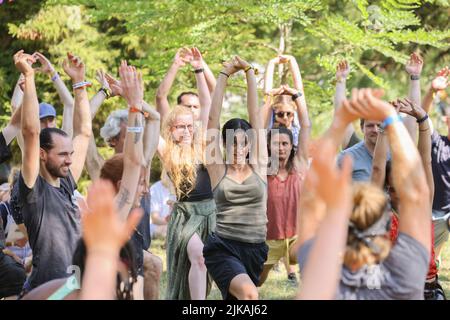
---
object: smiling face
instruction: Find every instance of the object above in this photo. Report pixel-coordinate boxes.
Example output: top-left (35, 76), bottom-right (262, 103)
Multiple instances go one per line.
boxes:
top-left (40, 133), bottom-right (74, 179)
top-left (171, 114), bottom-right (194, 145)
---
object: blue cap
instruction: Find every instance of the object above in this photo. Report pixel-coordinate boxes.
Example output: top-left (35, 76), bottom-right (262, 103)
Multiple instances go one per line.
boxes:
top-left (39, 102), bottom-right (56, 120)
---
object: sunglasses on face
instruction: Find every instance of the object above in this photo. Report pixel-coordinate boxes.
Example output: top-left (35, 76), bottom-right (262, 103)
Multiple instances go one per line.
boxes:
top-left (275, 111), bottom-right (294, 118)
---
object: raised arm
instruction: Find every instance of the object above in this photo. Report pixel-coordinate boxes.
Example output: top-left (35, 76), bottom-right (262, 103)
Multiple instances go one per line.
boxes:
top-left (85, 136), bottom-right (105, 181)
top-left (155, 48), bottom-right (190, 122)
top-left (142, 101), bottom-right (161, 165)
top-left (115, 61), bottom-right (145, 220)
top-left (201, 53), bottom-right (216, 94)
top-left (371, 128), bottom-right (389, 188)
top-left (89, 70), bottom-right (115, 119)
top-left (62, 53), bottom-right (92, 182)
top-left (404, 53), bottom-right (423, 142)
top-left (333, 60), bottom-right (355, 149)
top-left (190, 48), bottom-right (211, 131)
top-left (2, 105), bottom-right (22, 146)
top-left (14, 51), bottom-right (40, 188)
top-left (11, 75), bottom-right (24, 111)
top-left (262, 57), bottom-right (279, 128)
top-left (79, 180), bottom-right (142, 300)
top-left (34, 52), bottom-right (75, 138)
top-left (349, 89), bottom-right (431, 252)
top-left (422, 67), bottom-right (449, 117)
top-left (204, 61), bottom-right (230, 187)
top-left (297, 140), bottom-right (353, 300)
top-left (240, 57), bottom-right (267, 175)
top-left (397, 98), bottom-right (434, 203)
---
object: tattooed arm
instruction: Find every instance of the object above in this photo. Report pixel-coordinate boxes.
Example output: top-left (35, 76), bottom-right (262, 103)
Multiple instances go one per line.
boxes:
top-left (115, 61), bottom-right (145, 220)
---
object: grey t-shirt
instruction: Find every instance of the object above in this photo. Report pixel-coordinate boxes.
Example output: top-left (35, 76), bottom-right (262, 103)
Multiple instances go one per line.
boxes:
top-left (338, 141), bottom-right (373, 182)
top-left (17, 171), bottom-right (81, 289)
top-left (298, 232), bottom-right (429, 300)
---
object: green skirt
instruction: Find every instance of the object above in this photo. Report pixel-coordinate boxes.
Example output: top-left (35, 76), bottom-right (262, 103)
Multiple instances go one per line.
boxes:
top-left (165, 198), bottom-right (216, 300)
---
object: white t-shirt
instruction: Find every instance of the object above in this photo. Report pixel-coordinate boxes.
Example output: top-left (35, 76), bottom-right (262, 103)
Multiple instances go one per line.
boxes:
top-left (150, 181), bottom-right (175, 231)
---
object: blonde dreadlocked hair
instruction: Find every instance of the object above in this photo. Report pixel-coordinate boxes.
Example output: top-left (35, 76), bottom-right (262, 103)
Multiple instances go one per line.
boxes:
top-left (162, 105), bottom-right (204, 199)
top-left (344, 183), bottom-right (392, 271)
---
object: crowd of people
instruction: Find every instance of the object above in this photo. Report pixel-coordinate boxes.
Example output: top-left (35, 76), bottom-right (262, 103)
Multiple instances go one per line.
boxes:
top-left (0, 45), bottom-right (449, 300)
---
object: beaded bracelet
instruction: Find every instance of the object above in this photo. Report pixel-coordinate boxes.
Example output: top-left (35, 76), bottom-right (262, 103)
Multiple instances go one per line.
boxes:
top-left (72, 81), bottom-right (92, 90)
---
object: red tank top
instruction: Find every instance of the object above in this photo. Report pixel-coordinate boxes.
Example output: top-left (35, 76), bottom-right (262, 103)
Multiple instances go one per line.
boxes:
top-left (266, 170), bottom-right (302, 240)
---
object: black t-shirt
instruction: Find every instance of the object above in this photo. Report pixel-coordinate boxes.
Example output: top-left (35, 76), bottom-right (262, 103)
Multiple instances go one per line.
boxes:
top-left (431, 131), bottom-right (450, 212)
top-left (17, 171), bottom-right (81, 289)
top-left (179, 165), bottom-right (213, 202)
top-left (0, 132), bottom-right (12, 165)
top-left (9, 182), bottom-right (24, 225)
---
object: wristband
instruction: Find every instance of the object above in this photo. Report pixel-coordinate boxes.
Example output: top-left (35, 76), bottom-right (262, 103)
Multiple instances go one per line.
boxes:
top-left (99, 87), bottom-right (110, 99)
top-left (291, 92), bottom-right (303, 101)
top-left (410, 75), bottom-right (420, 81)
top-left (244, 65), bottom-right (259, 75)
top-left (72, 81), bottom-right (92, 90)
top-left (417, 114), bottom-right (429, 124)
top-left (130, 106), bottom-right (149, 118)
top-left (127, 126), bottom-right (144, 133)
top-left (194, 68), bottom-right (204, 74)
top-left (51, 73), bottom-right (59, 82)
top-left (381, 114), bottom-right (402, 130)
top-left (220, 71), bottom-right (230, 78)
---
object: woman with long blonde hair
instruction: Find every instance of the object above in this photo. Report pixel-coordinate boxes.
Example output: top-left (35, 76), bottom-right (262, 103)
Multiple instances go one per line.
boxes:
top-left (157, 62), bottom-right (215, 300)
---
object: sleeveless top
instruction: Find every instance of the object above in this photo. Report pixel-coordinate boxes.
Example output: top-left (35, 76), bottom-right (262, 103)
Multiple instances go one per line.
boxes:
top-left (178, 165), bottom-right (213, 202)
top-left (213, 166), bottom-right (267, 243)
top-left (266, 169), bottom-right (302, 240)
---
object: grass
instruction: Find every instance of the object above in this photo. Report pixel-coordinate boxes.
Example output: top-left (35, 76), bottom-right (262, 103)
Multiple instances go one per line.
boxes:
top-left (150, 238), bottom-right (450, 300)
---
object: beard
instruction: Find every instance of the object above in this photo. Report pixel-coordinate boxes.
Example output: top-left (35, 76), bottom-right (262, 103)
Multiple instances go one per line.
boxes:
top-left (45, 161), bottom-right (69, 178)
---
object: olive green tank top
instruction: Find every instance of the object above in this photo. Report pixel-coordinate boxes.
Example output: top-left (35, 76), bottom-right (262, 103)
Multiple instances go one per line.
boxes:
top-left (213, 166), bottom-right (267, 243)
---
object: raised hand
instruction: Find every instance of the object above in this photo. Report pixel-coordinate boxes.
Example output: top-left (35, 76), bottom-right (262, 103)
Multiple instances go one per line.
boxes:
top-left (278, 54), bottom-right (293, 64)
top-left (62, 52), bottom-right (85, 83)
top-left (105, 73), bottom-right (123, 97)
top-left (13, 50), bottom-right (36, 76)
top-left (336, 60), bottom-right (350, 81)
top-left (431, 66), bottom-right (449, 91)
top-left (32, 52), bottom-right (55, 75)
top-left (405, 52), bottom-right (423, 76)
top-left (269, 84), bottom-right (298, 96)
top-left (174, 47), bottom-right (193, 67)
top-left (79, 179), bottom-right (142, 255)
top-left (341, 88), bottom-right (395, 123)
top-left (222, 56), bottom-right (251, 75)
top-left (118, 60), bottom-right (143, 108)
top-left (394, 98), bottom-right (427, 120)
top-left (190, 47), bottom-right (203, 69)
top-left (96, 70), bottom-right (110, 89)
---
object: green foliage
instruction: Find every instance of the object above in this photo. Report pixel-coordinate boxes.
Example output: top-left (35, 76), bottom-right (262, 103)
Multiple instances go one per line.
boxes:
top-left (0, 0), bottom-right (449, 186)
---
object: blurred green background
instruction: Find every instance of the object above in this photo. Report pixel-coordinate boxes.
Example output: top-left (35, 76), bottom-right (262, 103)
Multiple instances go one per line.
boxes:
top-left (0, 0), bottom-right (449, 192)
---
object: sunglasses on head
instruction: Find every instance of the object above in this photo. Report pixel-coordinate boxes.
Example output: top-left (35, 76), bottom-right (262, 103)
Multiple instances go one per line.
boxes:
top-left (275, 111), bottom-right (293, 118)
